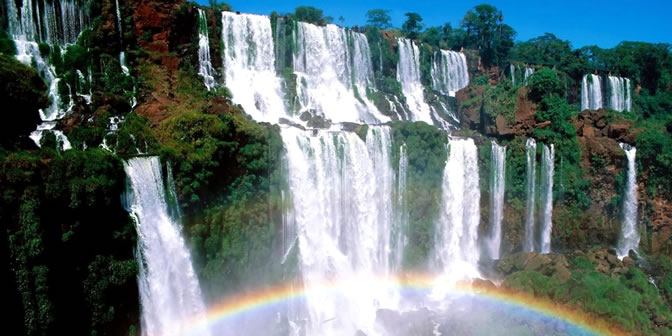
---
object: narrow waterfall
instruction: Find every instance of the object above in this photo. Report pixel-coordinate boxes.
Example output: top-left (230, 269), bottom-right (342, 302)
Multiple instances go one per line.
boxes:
top-left (433, 138), bottom-right (481, 281)
top-left (431, 49), bottom-right (469, 96)
top-left (293, 22), bottom-right (388, 124)
top-left (539, 144), bottom-right (554, 254)
top-left (617, 143), bottom-right (639, 258)
top-left (221, 12), bottom-right (287, 123)
top-left (393, 144), bottom-right (409, 270)
top-left (281, 126), bottom-right (398, 335)
top-left (524, 67), bottom-right (535, 83)
top-left (124, 157), bottom-right (210, 336)
top-left (397, 38), bottom-right (433, 124)
top-left (197, 9), bottom-right (216, 90)
top-left (523, 138), bottom-right (537, 252)
top-left (510, 65), bottom-right (534, 86)
top-left (581, 74), bottom-right (603, 111)
top-left (487, 142), bottom-right (506, 260)
top-left (608, 76), bottom-right (632, 112)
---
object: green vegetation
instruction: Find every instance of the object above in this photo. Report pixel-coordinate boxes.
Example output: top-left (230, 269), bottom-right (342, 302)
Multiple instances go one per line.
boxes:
top-left (503, 256), bottom-right (672, 335)
top-left (390, 122), bottom-right (448, 268)
top-left (401, 12), bottom-right (424, 40)
top-left (461, 4), bottom-right (515, 67)
top-left (0, 54), bottom-right (47, 148)
top-left (366, 9), bottom-right (392, 30)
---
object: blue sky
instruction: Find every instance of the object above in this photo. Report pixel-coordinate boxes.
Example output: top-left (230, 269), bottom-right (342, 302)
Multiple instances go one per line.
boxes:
top-left (198, 0), bottom-right (671, 49)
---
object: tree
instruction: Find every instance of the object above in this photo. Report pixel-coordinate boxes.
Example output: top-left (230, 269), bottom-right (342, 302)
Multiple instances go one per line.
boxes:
top-left (366, 9), bottom-right (392, 29)
top-left (402, 12), bottom-right (423, 40)
top-left (461, 4), bottom-right (515, 67)
top-left (527, 68), bottom-right (565, 102)
top-left (294, 6), bottom-right (329, 25)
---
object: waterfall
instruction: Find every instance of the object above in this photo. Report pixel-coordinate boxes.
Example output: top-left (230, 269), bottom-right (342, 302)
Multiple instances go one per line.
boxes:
top-left (487, 142), bottom-right (506, 260)
top-left (608, 76), bottom-right (632, 112)
top-left (433, 138), bottom-right (481, 281)
top-left (510, 65), bottom-right (534, 86)
top-left (394, 144), bottom-right (409, 269)
top-left (396, 38), bottom-right (433, 124)
top-left (221, 11), bottom-right (287, 123)
top-left (524, 67), bottom-right (535, 83)
top-left (431, 49), bottom-right (469, 96)
top-left (617, 143), bottom-right (639, 258)
top-left (523, 138), bottom-right (537, 252)
top-left (6, 0), bottom-right (88, 147)
top-left (539, 144), bottom-right (554, 254)
top-left (124, 157), bottom-right (210, 336)
top-left (281, 126), bottom-right (398, 335)
top-left (197, 9), bottom-right (216, 90)
top-left (293, 22), bottom-right (389, 124)
top-left (581, 74), bottom-right (603, 111)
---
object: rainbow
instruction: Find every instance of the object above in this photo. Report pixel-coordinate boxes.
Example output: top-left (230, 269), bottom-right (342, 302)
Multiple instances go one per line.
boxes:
top-left (183, 273), bottom-right (626, 336)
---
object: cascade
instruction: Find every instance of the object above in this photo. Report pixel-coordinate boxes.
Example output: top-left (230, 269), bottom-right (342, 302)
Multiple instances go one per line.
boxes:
top-left (197, 9), bottom-right (216, 90)
top-left (293, 22), bottom-right (389, 124)
top-left (539, 144), bottom-right (554, 254)
top-left (608, 76), bottom-right (632, 112)
top-left (524, 67), bottom-right (535, 83)
top-left (124, 157), bottom-right (210, 336)
top-left (617, 143), bottom-right (639, 258)
top-left (396, 38), bottom-right (433, 125)
top-left (393, 144), bottom-right (409, 270)
top-left (487, 142), bottom-right (506, 260)
top-left (523, 138), bottom-right (537, 252)
top-left (433, 138), bottom-right (481, 281)
top-left (281, 126), bottom-right (398, 335)
top-left (581, 74), bottom-right (603, 111)
top-left (221, 11), bottom-right (288, 123)
top-left (6, 0), bottom-right (88, 147)
top-left (431, 49), bottom-right (469, 96)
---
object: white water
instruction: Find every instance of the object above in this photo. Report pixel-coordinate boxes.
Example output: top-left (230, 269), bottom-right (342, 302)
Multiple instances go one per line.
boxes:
top-left (433, 138), bottom-right (481, 281)
top-left (394, 144), bottom-right (409, 270)
top-left (124, 157), bottom-right (210, 336)
top-left (281, 126), bottom-right (398, 335)
top-left (293, 22), bottom-right (389, 124)
top-left (510, 65), bottom-right (534, 86)
top-left (221, 11), bottom-right (288, 123)
top-left (608, 76), bottom-right (632, 112)
top-left (581, 74), bottom-right (603, 111)
top-left (431, 49), bottom-right (469, 96)
top-left (487, 142), bottom-right (506, 260)
top-left (397, 38), bottom-right (433, 124)
top-left (617, 144), bottom-right (639, 258)
top-left (524, 138), bottom-right (537, 252)
top-left (539, 144), bottom-right (554, 254)
top-left (6, 0), bottom-right (88, 147)
top-left (197, 9), bottom-right (216, 90)
top-left (524, 67), bottom-right (535, 83)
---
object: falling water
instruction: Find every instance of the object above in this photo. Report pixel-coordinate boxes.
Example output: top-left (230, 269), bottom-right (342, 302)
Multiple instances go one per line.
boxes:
top-left (617, 143), bottom-right (639, 258)
top-left (396, 38), bottom-right (433, 124)
top-left (221, 11), bottom-right (288, 123)
top-left (524, 67), bottom-right (535, 83)
top-left (197, 9), bottom-right (216, 90)
top-left (431, 49), bottom-right (469, 96)
top-left (393, 144), bottom-right (409, 270)
top-left (487, 142), bottom-right (506, 260)
top-left (608, 76), bottom-right (631, 112)
top-left (539, 144), bottom-right (554, 254)
top-left (281, 126), bottom-right (398, 335)
top-left (6, 0), bottom-right (88, 147)
top-left (124, 157), bottom-right (210, 336)
top-left (581, 74), bottom-right (603, 111)
top-left (524, 138), bottom-right (537, 252)
top-left (293, 22), bottom-right (389, 124)
top-left (433, 138), bottom-right (481, 281)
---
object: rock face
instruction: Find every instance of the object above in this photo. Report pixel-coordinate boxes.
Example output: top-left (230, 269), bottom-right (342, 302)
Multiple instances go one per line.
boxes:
top-left (574, 109), bottom-right (635, 143)
top-left (496, 252), bottom-right (572, 282)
